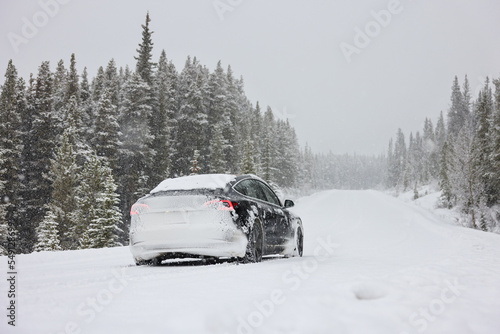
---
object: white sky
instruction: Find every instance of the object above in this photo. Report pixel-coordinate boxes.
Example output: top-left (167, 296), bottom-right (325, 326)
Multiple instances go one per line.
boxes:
top-left (1, 0), bottom-right (499, 155)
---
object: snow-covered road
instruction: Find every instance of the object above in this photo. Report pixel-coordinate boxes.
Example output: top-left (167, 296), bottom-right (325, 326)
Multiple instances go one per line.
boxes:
top-left (2, 190), bottom-right (500, 334)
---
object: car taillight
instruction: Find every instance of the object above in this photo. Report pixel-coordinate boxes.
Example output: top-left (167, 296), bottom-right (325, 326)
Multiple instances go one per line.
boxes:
top-left (203, 199), bottom-right (237, 211)
top-left (130, 203), bottom-right (149, 215)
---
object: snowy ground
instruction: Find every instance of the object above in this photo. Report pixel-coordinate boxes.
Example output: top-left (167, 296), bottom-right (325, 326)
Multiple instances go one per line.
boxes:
top-left (2, 189), bottom-right (500, 334)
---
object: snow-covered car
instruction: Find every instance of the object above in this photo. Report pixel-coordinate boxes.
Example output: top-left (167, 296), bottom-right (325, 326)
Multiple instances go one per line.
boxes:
top-left (129, 174), bottom-right (303, 265)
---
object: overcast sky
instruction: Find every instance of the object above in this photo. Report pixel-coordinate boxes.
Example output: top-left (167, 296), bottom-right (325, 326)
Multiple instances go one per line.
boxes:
top-left (1, 0), bottom-right (499, 155)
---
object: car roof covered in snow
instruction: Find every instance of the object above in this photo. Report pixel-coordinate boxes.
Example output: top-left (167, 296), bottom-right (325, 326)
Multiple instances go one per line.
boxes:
top-left (150, 174), bottom-right (237, 193)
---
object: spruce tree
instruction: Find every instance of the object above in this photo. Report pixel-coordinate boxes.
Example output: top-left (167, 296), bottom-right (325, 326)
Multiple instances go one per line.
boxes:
top-left (135, 12), bottom-right (155, 85)
top-left (393, 128), bottom-right (407, 190)
top-left (489, 77), bottom-right (500, 205)
top-left (173, 57), bottom-right (209, 175)
top-left (76, 154), bottom-right (102, 248)
top-left (18, 61), bottom-right (56, 252)
top-left (0, 60), bottom-right (22, 253)
top-left (190, 150), bottom-right (201, 175)
top-left (241, 138), bottom-right (256, 175)
top-left (87, 167), bottom-right (122, 248)
top-left (148, 50), bottom-right (172, 186)
top-left (91, 66), bottom-right (105, 103)
top-left (92, 87), bottom-right (120, 170)
top-left (447, 76), bottom-right (469, 137)
top-left (48, 130), bottom-right (80, 249)
top-left (66, 53), bottom-right (80, 104)
top-left (210, 123), bottom-right (228, 173)
top-left (34, 210), bottom-right (62, 252)
top-left (448, 120), bottom-right (485, 229)
top-left (474, 79), bottom-right (494, 204)
top-left (104, 59), bottom-right (120, 106)
top-left (117, 72), bottom-right (154, 239)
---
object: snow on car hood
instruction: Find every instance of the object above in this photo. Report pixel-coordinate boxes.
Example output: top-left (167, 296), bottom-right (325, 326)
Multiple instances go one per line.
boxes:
top-left (150, 174), bottom-right (237, 193)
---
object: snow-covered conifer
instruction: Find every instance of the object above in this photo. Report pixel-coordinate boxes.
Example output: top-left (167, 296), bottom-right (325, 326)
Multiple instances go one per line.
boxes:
top-left (35, 210), bottom-right (62, 252)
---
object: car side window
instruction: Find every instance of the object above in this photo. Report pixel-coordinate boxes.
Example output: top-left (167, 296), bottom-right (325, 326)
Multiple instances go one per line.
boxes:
top-left (234, 179), bottom-right (268, 203)
top-left (258, 181), bottom-right (282, 207)
top-left (234, 180), bottom-right (249, 196)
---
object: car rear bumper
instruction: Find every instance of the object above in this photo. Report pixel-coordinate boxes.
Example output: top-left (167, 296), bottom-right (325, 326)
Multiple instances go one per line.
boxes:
top-left (129, 220), bottom-right (248, 261)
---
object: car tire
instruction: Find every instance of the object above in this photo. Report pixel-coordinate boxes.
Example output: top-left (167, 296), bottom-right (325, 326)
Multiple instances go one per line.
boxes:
top-left (294, 226), bottom-right (304, 257)
top-left (243, 220), bottom-right (264, 263)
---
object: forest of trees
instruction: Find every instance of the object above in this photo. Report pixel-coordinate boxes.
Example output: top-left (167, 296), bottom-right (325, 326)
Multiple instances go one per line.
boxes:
top-left (3, 13), bottom-right (497, 255)
top-left (0, 13), bottom-right (386, 254)
top-left (386, 75), bottom-right (500, 232)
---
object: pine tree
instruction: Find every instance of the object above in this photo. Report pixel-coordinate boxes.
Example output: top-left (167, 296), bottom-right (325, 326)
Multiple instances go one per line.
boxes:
top-left (92, 87), bottom-right (120, 170)
top-left (104, 59), bottom-right (120, 106)
top-left (66, 53), bottom-right (80, 104)
top-left (34, 210), bottom-right (62, 251)
top-left (87, 168), bottom-right (122, 248)
top-left (190, 150), bottom-right (201, 175)
top-left (172, 57), bottom-right (209, 175)
top-left (448, 120), bottom-right (485, 229)
top-left (447, 76), bottom-right (469, 137)
top-left (17, 61), bottom-right (57, 253)
top-left (393, 128), bottom-right (407, 190)
top-left (135, 12), bottom-right (155, 85)
top-left (241, 138), bottom-right (256, 175)
top-left (0, 60), bottom-right (23, 253)
top-left (117, 72), bottom-right (154, 240)
top-left (148, 50), bottom-right (173, 186)
top-left (91, 66), bottom-right (105, 103)
top-left (209, 123), bottom-right (227, 173)
top-left (48, 130), bottom-right (80, 249)
top-left (386, 138), bottom-right (396, 187)
top-left (489, 77), bottom-right (500, 206)
top-left (76, 154), bottom-right (102, 248)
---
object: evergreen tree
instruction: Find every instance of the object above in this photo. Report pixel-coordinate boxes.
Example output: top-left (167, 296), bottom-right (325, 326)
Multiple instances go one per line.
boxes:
top-left (489, 77), bottom-right (500, 205)
top-left (48, 130), bottom-right (80, 249)
top-left (87, 168), bottom-right (122, 248)
top-left (386, 138), bottom-right (396, 187)
top-left (172, 57), bottom-right (209, 175)
top-left (76, 154), bottom-right (102, 248)
top-left (34, 210), bottom-right (62, 251)
top-left (80, 67), bottom-right (94, 142)
top-left (148, 50), bottom-right (173, 186)
top-left (448, 120), bottom-right (485, 229)
top-left (209, 123), bottom-right (227, 173)
top-left (393, 128), bottom-right (407, 190)
top-left (92, 87), bottom-right (120, 170)
top-left (447, 76), bottom-right (469, 137)
top-left (0, 60), bottom-right (23, 253)
top-left (439, 141), bottom-right (454, 208)
top-left (17, 61), bottom-right (57, 253)
top-left (435, 111), bottom-right (447, 149)
top-left (91, 66), bottom-right (105, 103)
top-left (241, 138), bottom-right (256, 175)
top-left (190, 150), bottom-right (201, 175)
top-left (52, 59), bottom-right (67, 128)
top-left (104, 59), bottom-right (120, 106)
top-left (135, 12), bottom-right (155, 85)
top-left (66, 53), bottom-right (80, 104)
top-left (117, 72), bottom-right (154, 240)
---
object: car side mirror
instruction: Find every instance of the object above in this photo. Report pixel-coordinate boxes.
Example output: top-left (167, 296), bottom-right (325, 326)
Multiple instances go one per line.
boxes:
top-left (284, 199), bottom-right (294, 208)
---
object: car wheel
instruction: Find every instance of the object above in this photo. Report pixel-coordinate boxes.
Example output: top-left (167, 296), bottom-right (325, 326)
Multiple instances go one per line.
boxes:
top-left (243, 221), bottom-right (263, 263)
top-left (295, 227), bottom-right (304, 257)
